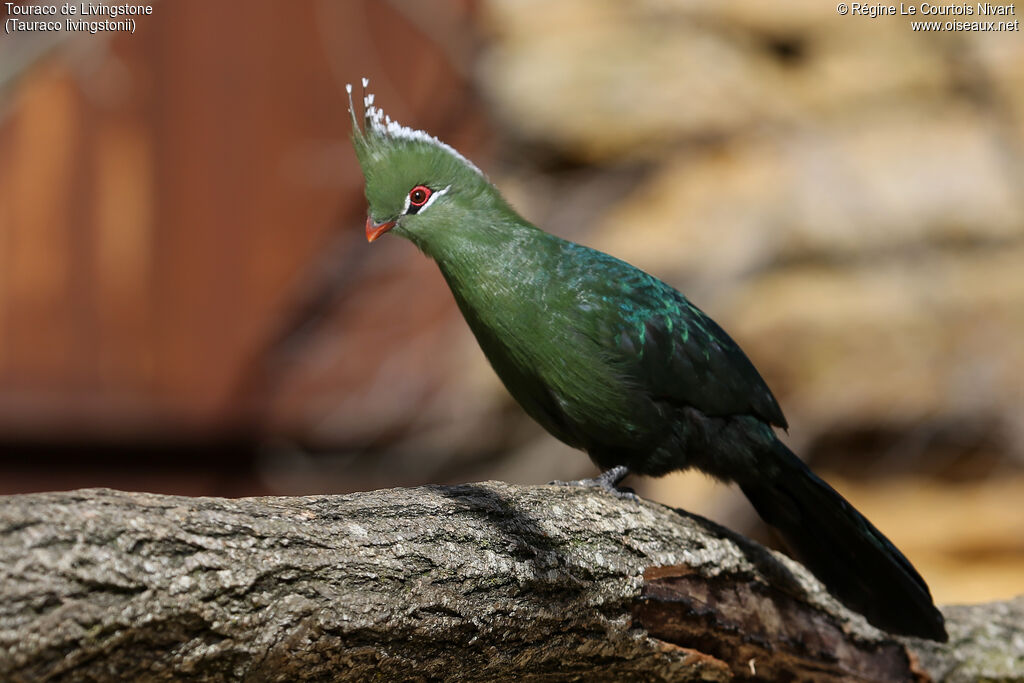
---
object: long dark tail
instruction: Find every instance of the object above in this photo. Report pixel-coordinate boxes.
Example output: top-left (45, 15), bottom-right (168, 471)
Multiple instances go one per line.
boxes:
top-left (739, 439), bottom-right (947, 641)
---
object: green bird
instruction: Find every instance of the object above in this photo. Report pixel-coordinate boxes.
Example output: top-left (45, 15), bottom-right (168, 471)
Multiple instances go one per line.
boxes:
top-left (346, 80), bottom-right (947, 642)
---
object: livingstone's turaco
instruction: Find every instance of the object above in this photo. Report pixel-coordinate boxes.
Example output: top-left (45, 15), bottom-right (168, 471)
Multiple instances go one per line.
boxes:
top-left (346, 79), bottom-right (947, 642)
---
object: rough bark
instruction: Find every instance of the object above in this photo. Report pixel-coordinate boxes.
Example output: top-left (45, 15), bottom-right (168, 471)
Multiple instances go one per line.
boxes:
top-left (0, 484), bottom-right (1020, 682)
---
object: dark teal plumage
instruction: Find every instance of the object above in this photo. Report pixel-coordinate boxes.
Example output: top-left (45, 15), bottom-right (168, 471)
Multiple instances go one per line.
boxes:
top-left (348, 83), bottom-right (947, 642)
top-left (436, 231), bottom-right (786, 476)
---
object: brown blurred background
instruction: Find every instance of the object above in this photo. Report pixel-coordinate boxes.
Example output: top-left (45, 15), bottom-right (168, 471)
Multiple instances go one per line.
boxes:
top-left (1, 0), bottom-right (1021, 605)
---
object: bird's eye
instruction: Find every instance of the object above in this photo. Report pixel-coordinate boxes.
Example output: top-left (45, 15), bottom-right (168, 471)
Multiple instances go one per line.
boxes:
top-left (408, 185), bottom-right (432, 208)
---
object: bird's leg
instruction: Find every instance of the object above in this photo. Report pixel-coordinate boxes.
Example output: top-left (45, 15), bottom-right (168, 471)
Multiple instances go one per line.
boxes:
top-left (549, 465), bottom-right (638, 501)
top-left (593, 465), bottom-right (630, 489)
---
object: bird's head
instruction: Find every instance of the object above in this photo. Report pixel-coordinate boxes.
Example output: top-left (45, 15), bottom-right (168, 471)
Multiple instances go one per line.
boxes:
top-left (347, 79), bottom-right (500, 253)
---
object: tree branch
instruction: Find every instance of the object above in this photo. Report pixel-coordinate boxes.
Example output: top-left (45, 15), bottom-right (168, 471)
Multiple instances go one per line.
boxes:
top-left (0, 484), bottom-right (1020, 681)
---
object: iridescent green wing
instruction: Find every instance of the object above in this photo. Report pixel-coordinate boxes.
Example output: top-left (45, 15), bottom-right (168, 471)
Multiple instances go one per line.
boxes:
top-left (571, 246), bottom-right (788, 429)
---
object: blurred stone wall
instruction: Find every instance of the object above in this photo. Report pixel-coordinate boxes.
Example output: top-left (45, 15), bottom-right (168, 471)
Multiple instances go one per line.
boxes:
top-left (480, 0), bottom-right (1023, 451)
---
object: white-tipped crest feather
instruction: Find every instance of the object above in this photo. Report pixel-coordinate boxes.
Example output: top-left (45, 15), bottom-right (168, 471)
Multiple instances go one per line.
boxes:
top-left (346, 77), bottom-right (484, 177)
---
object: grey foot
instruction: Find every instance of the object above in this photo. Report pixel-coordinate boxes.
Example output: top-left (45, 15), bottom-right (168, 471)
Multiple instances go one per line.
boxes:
top-left (549, 465), bottom-right (639, 501)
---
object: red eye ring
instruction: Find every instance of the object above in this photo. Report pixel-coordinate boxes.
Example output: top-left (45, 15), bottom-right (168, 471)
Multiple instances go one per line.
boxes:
top-left (409, 185), bottom-right (432, 207)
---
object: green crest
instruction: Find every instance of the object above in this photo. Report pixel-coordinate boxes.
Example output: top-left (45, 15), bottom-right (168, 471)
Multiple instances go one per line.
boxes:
top-left (346, 78), bottom-right (487, 225)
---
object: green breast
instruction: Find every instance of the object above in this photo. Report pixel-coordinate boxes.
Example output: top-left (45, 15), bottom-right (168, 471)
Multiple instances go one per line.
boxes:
top-left (435, 232), bottom-right (662, 452)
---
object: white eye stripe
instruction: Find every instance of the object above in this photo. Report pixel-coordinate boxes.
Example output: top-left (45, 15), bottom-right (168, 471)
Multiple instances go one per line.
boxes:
top-left (405, 184), bottom-right (451, 216)
top-left (419, 184), bottom-right (450, 213)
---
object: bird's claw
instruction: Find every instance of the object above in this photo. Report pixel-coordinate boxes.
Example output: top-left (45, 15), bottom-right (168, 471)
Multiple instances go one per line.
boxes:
top-left (549, 465), bottom-right (639, 501)
top-left (605, 486), bottom-right (640, 502)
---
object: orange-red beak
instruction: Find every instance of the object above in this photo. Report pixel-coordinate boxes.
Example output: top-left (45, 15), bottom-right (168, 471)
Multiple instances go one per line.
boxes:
top-left (365, 216), bottom-right (396, 243)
